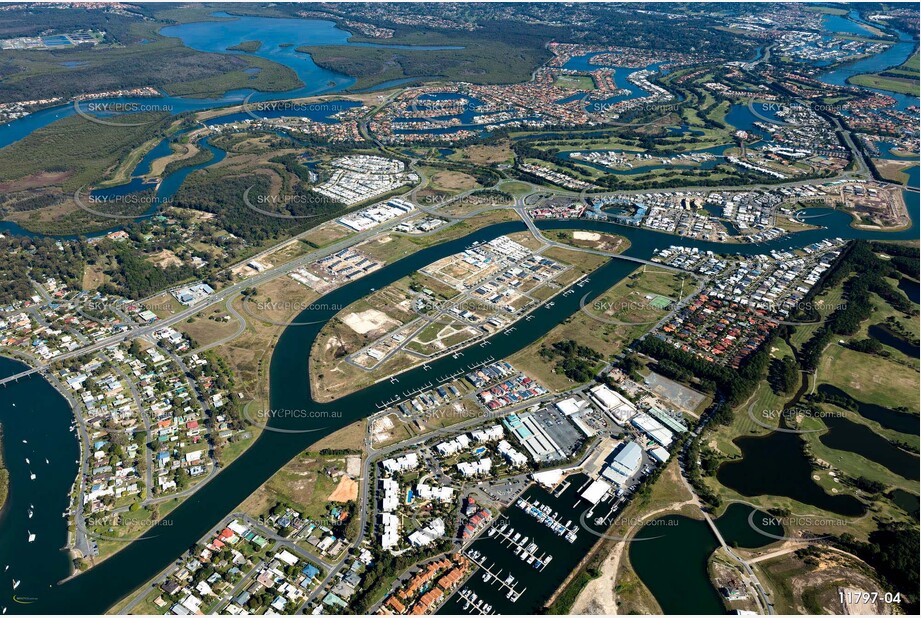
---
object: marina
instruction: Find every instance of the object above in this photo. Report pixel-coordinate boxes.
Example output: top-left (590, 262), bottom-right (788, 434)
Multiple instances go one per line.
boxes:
top-left (439, 475), bottom-right (598, 615)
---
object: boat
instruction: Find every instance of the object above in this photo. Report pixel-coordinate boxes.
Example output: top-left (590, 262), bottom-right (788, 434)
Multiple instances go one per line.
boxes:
top-left (30, 473), bottom-right (36, 480)
top-left (24, 458), bottom-right (29, 465)
top-left (11, 581), bottom-right (19, 591)
top-left (514, 547), bottom-right (522, 556)
top-left (487, 527), bottom-right (496, 537)
top-left (545, 555), bottom-right (553, 564)
top-left (482, 572), bottom-right (491, 582)
top-left (27, 532), bottom-right (35, 543)
top-left (45, 459), bottom-right (49, 464)
top-left (27, 509), bottom-right (33, 519)
top-left (512, 532), bottom-right (521, 541)
top-left (21, 440), bottom-right (26, 444)
top-left (526, 555), bottom-right (535, 564)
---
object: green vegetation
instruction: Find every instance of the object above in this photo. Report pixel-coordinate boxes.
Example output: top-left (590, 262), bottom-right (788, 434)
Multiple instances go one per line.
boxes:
top-left (539, 339), bottom-right (604, 382)
top-left (0, 113), bottom-right (172, 191)
top-left (848, 50), bottom-right (920, 96)
top-left (833, 523), bottom-right (920, 614)
top-left (848, 73), bottom-right (919, 96)
top-left (0, 8), bottom-right (300, 103)
top-left (553, 74), bottom-right (596, 91)
top-left (799, 242), bottom-right (917, 372)
top-left (547, 567), bottom-right (601, 614)
top-left (227, 40), bottom-right (262, 52)
top-left (164, 54), bottom-right (300, 97)
top-left (299, 28), bottom-right (552, 91)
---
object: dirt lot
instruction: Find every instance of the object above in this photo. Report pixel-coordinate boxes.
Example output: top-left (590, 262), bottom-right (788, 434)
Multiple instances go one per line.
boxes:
top-left (755, 548), bottom-right (893, 615)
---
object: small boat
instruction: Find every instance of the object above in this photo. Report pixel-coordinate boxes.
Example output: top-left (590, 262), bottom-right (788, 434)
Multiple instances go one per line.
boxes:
top-left (24, 458), bottom-right (30, 465)
top-left (30, 473), bottom-right (36, 480)
top-left (11, 581), bottom-right (19, 590)
top-left (482, 572), bottom-right (491, 582)
top-left (21, 440), bottom-right (26, 444)
top-left (27, 532), bottom-right (36, 543)
top-left (27, 509), bottom-right (33, 519)
top-left (45, 459), bottom-right (49, 464)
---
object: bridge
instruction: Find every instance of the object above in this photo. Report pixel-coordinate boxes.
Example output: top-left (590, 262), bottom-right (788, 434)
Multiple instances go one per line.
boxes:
top-left (0, 366), bottom-right (44, 387)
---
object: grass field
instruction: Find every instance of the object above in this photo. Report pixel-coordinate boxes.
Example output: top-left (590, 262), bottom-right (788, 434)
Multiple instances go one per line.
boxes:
top-left (553, 74), bottom-right (596, 90)
top-left (509, 264), bottom-right (684, 392)
top-left (848, 73), bottom-right (919, 96)
top-left (818, 345), bottom-right (919, 410)
top-left (237, 450), bottom-right (360, 522)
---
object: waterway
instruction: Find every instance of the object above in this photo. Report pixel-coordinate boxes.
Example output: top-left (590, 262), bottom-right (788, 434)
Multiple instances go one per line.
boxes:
top-left (818, 415), bottom-right (920, 481)
top-left (0, 11), bottom-right (460, 151)
top-left (629, 504), bottom-right (781, 615)
top-left (4, 187), bottom-right (917, 612)
top-left (817, 20), bottom-right (920, 111)
top-left (437, 474), bottom-right (598, 615)
top-left (815, 384), bottom-right (920, 436)
top-left (867, 323), bottom-right (921, 358)
top-left (0, 356), bottom-right (80, 611)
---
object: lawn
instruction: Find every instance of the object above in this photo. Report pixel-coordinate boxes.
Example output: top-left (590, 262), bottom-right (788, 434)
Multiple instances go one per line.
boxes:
top-left (553, 74), bottom-right (596, 91)
top-left (818, 345), bottom-right (919, 411)
top-left (848, 73), bottom-right (919, 96)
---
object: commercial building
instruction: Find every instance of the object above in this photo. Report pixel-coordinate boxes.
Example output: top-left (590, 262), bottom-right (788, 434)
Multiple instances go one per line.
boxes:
top-left (600, 441), bottom-right (643, 486)
top-left (590, 384), bottom-right (637, 423)
top-left (632, 413), bottom-right (674, 447)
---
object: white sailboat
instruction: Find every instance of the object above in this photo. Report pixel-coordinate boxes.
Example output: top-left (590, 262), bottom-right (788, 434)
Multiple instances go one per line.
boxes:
top-left (27, 531), bottom-right (36, 543)
top-left (11, 580), bottom-right (20, 590)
